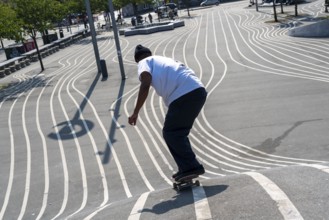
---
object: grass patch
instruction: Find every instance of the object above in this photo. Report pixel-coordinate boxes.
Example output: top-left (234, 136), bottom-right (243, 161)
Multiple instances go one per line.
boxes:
top-left (0, 83), bottom-right (9, 91)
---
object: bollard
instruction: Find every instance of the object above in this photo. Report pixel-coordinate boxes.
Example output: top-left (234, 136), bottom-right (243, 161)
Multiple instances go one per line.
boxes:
top-left (59, 29), bottom-right (64, 38)
top-left (100, 59), bottom-right (108, 79)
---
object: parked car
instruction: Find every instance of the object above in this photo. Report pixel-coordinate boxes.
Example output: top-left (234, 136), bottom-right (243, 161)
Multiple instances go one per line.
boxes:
top-left (131, 15), bottom-right (143, 26)
top-left (157, 6), bottom-right (170, 18)
top-left (260, 0), bottom-right (285, 6)
top-left (179, 0), bottom-right (202, 8)
top-left (200, 0), bottom-right (220, 6)
top-left (155, 3), bottom-right (178, 16)
top-left (165, 3), bottom-right (178, 15)
top-left (284, 0), bottom-right (295, 5)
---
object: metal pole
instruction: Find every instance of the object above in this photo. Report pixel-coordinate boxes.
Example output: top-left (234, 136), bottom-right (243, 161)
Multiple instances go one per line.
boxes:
top-left (108, 0), bottom-right (126, 80)
top-left (84, 0), bottom-right (102, 73)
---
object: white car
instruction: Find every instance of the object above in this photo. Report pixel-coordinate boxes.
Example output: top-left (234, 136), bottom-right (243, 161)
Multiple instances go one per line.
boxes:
top-left (200, 0), bottom-right (220, 6)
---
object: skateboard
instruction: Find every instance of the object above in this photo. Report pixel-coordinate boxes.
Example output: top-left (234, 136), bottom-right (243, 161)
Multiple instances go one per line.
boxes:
top-left (173, 174), bottom-right (200, 191)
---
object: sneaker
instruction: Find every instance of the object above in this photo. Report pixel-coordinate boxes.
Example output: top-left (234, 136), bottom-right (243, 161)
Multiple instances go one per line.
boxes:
top-left (172, 171), bottom-right (181, 179)
top-left (174, 165), bottom-right (205, 182)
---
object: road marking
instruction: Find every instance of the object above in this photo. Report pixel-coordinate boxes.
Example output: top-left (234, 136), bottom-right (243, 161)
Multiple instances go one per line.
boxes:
top-left (0, 95), bottom-right (18, 219)
top-left (113, 95), bottom-right (155, 192)
top-left (128, 192), bottom-right (150, 220)
top-left (304, 164), bottom-right (329, 174)
top-left (35, 80), bottom-right (50, 220)
top-left (123, 89), bottom-right (173, 186)
top-left (18, 79), bottom-right (34, 220)
top-left (55, 57), bottom-right (89, 218)
top-left (83, 203), bottom-right (112, 220)
top-left (245, 172), bottom-right (304, 220)
top-left (193, 186), bottom-right (212, 220)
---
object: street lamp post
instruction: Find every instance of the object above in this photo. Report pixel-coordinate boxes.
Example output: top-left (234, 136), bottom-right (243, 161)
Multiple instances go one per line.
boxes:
top-left (108, 0), bottom-right (126, 80)
top-left (84, 0), bottom-right (102, 73)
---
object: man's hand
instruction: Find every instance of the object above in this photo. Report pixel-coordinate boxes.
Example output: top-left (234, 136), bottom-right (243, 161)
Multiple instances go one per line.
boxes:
top-left (128, 71), bottom-right (152, 126)
top-left (128, 113), bottom-right (138, 126)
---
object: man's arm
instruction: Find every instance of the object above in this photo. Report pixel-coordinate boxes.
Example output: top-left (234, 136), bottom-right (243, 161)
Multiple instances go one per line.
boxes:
top-left (128, 71), bottom-right (152, 126)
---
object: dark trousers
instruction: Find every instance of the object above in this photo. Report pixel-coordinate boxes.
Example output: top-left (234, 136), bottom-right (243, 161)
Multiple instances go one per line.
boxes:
top-left (162, 87), bottom-right (207, 172)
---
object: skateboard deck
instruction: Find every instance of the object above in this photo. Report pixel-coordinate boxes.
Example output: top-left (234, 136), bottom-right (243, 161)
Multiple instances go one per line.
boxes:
top-left (173, 174), bottom-right (200, 191)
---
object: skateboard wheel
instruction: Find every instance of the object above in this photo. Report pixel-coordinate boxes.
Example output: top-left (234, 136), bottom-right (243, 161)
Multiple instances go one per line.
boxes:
top-left (195, 180), bottom-right (200, 186)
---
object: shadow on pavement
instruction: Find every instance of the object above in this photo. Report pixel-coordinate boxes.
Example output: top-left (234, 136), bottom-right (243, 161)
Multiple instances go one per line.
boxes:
top-left (48, 72), bottom-right (102, 140)
top-left (0, 72), bottom-right (47, 102)
top-left (253, 119), bottom-right (322, 154)
top-left (141, 185), bottom-right (229, 214)
top-left (100, 79), bottom-right (126, 164)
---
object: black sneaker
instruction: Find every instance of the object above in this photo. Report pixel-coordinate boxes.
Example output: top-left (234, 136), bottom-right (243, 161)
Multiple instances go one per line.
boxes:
top-left (172, 171), bottom-right (181, 179)
top-left (174, 165), bottom-right (205, 182)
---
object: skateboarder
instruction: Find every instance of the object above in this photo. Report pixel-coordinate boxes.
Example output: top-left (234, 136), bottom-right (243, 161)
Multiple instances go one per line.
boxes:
top-left (128, 45), bottom-right (207, 181)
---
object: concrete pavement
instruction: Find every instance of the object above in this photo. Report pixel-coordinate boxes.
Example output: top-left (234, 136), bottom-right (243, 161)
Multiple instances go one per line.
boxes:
top-left (1, 1), bottom-right (329, 219)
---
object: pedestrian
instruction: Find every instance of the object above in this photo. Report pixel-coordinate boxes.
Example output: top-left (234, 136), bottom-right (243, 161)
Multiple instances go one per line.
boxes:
top-left (148, 13), bottom-right (153, 23)
top-left (116, 13), bottom-right (121, 23)
top-left (169, 10), bottom-right (174, 20)
top-left (83, 16), bottom-right (88, 29)
top-left (128, 45), bottom-right (207, 181)
top-left (158, 11), bottom-right (162, 22)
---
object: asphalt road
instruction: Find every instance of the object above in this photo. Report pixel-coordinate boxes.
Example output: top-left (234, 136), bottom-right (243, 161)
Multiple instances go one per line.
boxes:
top-left (1, 0), bottom-right (329, 219)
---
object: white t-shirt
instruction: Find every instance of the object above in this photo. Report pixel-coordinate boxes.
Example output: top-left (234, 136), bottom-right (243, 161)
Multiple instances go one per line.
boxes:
top-left (138, 55), bottom-right (204, 107)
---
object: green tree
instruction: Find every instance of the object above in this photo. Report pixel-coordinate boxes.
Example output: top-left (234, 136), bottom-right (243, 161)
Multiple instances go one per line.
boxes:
top-left (62, 0), bottom-right (152, 18)
top-left (112, 0), bottom-right (126, 10)
top-left (119, 0), bottom-right (153, 15)
top-left (0, 2), bottom-right (23, 48)
top-left (61, 0), bottom-right (85, 15)
top-left (11, 0), bottom-right (66, 71)
top-left (180, 0), bottom-right (192, 17)
top-left (61, 0), bottom-right (110, 14)
top-left (272, 0), bottom-right (278, 22)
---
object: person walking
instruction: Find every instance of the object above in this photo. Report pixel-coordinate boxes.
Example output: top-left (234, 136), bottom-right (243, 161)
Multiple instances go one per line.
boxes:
top-left (128, 45), bottom-right (207, 181)
top-left (116, 13), bottom-right (121, 22)
top-left (169, 10), bottom-right (174, 20)
top-left (148, 13), bottom-right (153, 23)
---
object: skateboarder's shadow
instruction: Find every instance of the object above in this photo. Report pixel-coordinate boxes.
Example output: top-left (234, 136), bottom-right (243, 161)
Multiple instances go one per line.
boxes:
top-left (141, 185), bottom-right (228, 214)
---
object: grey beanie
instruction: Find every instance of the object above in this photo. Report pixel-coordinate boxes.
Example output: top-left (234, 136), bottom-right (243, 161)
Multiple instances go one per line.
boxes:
top-left (134, 44), bottom-right (152, 62)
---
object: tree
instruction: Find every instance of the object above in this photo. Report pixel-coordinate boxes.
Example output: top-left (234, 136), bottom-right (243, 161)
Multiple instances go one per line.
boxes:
top-left (11, 0), bottom-right (66, 71)
top-left (272, 0), bottom-right (278, 22)
top-left (0, 2), bottom-right (23, 48)
top-left (181, 0), bottom-right (192, 17)
top-left (62, 0), bottom-right (152, 18)
top-left (61, 0), bottom-right (111, 14)
top-left (119, 0), bottom-right (153, 16)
